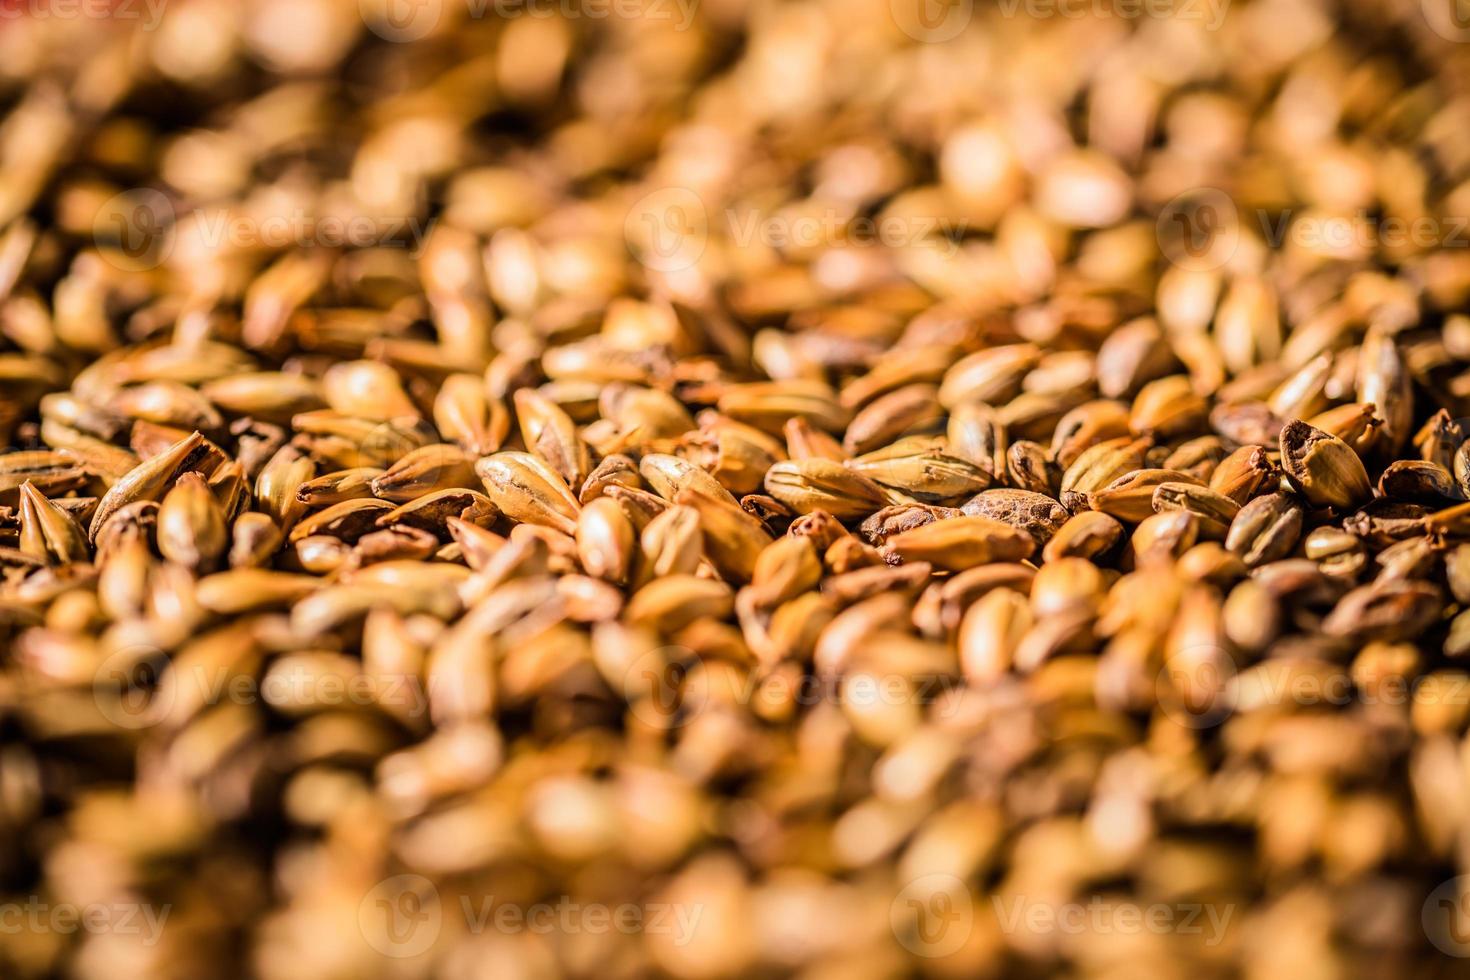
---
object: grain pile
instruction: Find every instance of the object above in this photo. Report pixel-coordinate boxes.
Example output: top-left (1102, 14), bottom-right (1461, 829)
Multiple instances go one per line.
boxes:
top-left (5, 1), bottom-right (1470, 977)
